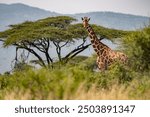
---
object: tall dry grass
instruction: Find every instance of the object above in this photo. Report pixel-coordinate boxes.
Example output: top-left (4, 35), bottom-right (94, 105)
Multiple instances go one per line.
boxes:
top-left (3, 83), bottom-right (149, 100)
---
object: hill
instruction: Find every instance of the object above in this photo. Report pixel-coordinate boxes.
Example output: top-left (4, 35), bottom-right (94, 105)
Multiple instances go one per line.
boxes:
top-left (73, 12), bottom-right (149, 30)
top-left (0, 3), bottom-right (149, 31)
top-left (0, 3), bottom-right (59, 31)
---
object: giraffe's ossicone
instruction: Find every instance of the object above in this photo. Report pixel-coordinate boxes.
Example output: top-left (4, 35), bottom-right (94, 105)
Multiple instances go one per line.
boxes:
top-left (82, 17), bottom-right (127, 71)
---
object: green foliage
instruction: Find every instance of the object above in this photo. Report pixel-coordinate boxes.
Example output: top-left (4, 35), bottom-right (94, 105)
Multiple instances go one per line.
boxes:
top-left (0, 67), bottom-right (92, 99)
top-left (123, 26), bottom-right (150, 71)
top-left (77, 54), bottom-right (97, 71)
top-left (92, 24), bottom-right (131, 40)
top-left (0, 16), bottom-right (130, 46)
top-left (13, 62), bottom-right (33, 72)
top-left (66, 55), bottom-right (88, 66)
top-left (77, 56), bottom-right (134, 88)
top-left (0, 16), bottom-right (76, 46)
top-left (129, 73), bottom-right (150, 99)
top-left (0, 62), bottom-right (149, 99)
top-left (68, 23), bottom-right (131, 41)
top-left (68, 23), bottom-right (87, 39)
top-left (0, 16), bottom-right (149, 100)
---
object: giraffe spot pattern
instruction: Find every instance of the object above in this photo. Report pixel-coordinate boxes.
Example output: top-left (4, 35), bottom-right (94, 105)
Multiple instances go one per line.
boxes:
top-left (82, 17), bottom-right (127, 71)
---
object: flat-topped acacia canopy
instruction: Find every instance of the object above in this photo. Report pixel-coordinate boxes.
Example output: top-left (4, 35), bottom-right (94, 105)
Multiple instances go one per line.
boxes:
top-left (0, 16), bottom-right (77, 46)
top-left (0, 16), bottom-right (130, 68)
top-left (0, 16), bottom-right (130, 47)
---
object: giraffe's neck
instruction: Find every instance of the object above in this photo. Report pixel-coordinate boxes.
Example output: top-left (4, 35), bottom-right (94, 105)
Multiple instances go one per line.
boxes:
top-left (86, 24), bottom-right (108, 55)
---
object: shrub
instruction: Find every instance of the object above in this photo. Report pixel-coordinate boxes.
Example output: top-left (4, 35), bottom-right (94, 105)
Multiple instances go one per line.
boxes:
top-left (123, 26), bottom-right (150, 71)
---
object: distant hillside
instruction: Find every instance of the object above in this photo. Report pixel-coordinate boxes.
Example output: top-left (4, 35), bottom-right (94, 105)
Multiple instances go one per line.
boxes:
top-left (73, 12), bottom-right (149, 30)
top-left (0, 3), bottom-right (59, 31)
top-left (0, 3), bottom-right (149, 31)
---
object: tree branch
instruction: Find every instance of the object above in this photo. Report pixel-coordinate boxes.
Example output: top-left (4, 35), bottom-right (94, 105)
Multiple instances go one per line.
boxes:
top-left (0, 38), bottom-right (4, 42)
top-left (14, 43), bottom-right (46, 67)
top-left (60, 41), bottom-right (69, 48)
top-left (64, 43), bottom-right (91, 63)
top-left (53, 41), bottom-right (62, 62)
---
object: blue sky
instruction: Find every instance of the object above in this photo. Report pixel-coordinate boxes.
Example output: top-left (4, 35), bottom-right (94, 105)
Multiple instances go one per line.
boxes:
top-left (0, 0), bottom-right (150, 16)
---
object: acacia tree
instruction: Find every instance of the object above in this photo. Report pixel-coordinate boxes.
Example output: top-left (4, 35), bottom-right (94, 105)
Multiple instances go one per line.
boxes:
top-left (0, 16), bottom-right (77, 68)
top-left (0, 16), bottom-right (129, 69)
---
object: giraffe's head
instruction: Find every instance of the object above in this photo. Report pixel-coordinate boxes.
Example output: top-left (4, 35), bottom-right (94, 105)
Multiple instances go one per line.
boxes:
top-left (81, 17), bottom-right (90, 28)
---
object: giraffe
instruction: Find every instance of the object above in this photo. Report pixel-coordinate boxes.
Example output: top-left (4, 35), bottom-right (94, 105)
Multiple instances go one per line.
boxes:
top-left (82, 17), bottom-right (127, 71)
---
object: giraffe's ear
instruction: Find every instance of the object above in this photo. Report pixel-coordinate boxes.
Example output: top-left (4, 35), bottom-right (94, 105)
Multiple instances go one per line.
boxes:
top-left (81, 17), bottom-right (84, 21)
top-left (88, 18), bottom-right (90, 21)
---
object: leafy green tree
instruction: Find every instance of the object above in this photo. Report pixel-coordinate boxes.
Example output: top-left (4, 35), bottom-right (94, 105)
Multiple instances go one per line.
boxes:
top-left (0, 16), bottom-right (78, 68)
top-left (0, 16), bottom-right (129, 69)
top-left (123, 26), bottom-right (150, 71)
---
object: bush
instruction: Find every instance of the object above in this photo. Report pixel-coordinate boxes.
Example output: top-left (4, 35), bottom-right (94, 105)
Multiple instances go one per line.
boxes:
top-left (123, 26), bottom-right (150, 71)
top-left (0, 67), bottom-right (94, 99)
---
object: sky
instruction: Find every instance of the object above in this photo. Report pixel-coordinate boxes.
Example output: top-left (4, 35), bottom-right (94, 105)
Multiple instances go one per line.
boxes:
top-left (0, 0), bottom-right (150, 16)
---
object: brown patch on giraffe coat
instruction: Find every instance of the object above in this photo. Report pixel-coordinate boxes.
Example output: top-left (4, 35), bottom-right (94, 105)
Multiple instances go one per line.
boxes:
top-left (94, 40), bottom-right (99, 45)
top-left (90, 39), bottom-right (94, 43)
top-left (93, 44), bottom-right (96, 48)
top-left (89, 35), bottom-right (93, 39)
top-left (90, 31), bottom-right (95, 35)
top-left (94, 48), bottom-right (99, 53)
top-left (102, 50), bottom-right (107, 56)
top-left (105, 56), bottom-right (109, 60)
top-left (95, 44), bottom-right (99, 48)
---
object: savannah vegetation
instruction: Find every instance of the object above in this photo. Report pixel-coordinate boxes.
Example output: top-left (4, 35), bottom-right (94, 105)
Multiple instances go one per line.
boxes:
top-left (0, 16), bottom-right (149, 99)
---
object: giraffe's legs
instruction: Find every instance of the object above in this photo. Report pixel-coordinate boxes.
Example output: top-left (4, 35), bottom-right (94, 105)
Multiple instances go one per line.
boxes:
top-left (97, 57), bottom-right (106, 71)
top-left (98, 62), bottom-right (106, 71)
